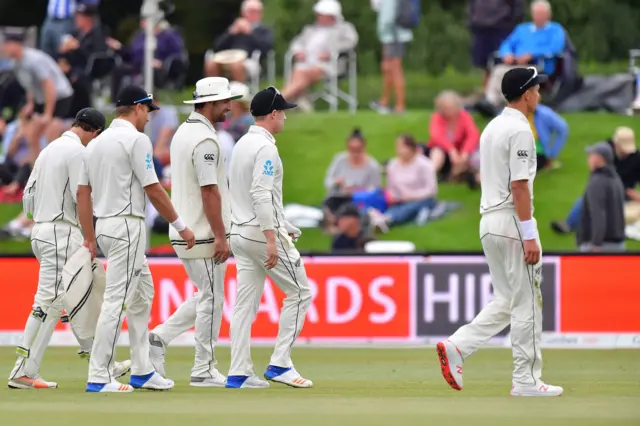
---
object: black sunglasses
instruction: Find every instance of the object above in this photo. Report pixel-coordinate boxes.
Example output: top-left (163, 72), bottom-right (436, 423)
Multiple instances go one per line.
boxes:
top-left (267, 86), bottom-right (280, 112)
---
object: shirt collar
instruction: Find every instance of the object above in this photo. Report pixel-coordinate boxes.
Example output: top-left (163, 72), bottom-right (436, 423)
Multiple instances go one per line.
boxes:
top-left (188, 111), bottom-right (217, 133)
top-left (110, 118), bottom-right (137, 130)
top-left (62, 130), bottom-right (82, 144)
top-left (530, 22), bottom-right (549, 31)
top-left (248, 125), bottom-right (276, 144)
top-left (502, 107), bottom-right (529, 124)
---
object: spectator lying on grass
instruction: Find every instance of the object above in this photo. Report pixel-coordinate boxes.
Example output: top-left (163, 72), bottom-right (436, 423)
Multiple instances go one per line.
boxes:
top-left (423, 90), bottom-right (479, 182)
top-left (368, 134), bottom-right (438, 233)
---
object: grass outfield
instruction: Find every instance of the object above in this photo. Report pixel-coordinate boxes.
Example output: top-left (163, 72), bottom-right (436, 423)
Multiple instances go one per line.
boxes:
top-left (1, 110), bottom-right (640, 254)
top-left (0, 347), bottom-right (639, 425)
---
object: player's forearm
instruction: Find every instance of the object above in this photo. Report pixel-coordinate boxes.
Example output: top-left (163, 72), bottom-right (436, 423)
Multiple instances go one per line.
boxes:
top-left (251, 190), bottom-right (275, 231)
top-left (77, 185), bottom-right (95, 240)
top-left (201, 185), bottom-right (226, 239)
top-left (511, 181), bottom-right (532, 221)
top-left (145, 183), bottom-right (179, 223)
top-left (263, 229), bottom-right (276, 245)
top-left (512, 180), bottom-right (538, 240)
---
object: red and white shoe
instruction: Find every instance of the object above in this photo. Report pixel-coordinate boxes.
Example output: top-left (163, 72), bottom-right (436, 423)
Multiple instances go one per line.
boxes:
top-left (8, 376), bottom-right (58, 389)
top-left (511, 383), bottom-right (563, 397)
top-left (436, 340), bottom-right (464, 391)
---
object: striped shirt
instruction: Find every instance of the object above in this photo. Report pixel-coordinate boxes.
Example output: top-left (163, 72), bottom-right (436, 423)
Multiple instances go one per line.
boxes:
top-left (47, 0), bottom-right (76, 20)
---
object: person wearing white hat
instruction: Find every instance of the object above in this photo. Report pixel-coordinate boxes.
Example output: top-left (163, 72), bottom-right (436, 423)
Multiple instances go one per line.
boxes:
top-left (281, 0), bottom-right (358, 108)
top-left (147, 77), bottom-right (242, 387)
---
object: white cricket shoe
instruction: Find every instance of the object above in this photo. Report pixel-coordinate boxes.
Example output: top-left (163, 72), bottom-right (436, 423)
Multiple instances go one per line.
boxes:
top-left (86, 381), bottom-right (133, 393)
top-left (511, 383), bottom-right (564, 397)
top-left (264, 365), bottom-right (313, 388)
top-left (436, 340), bottom-right (464, 391)
top-left (8, 376), bottom-right (58, 389)
top-left (190, 370), bottom-right (227, 387)
top-left (113, 360), bottom-right (132, 379)
top-left (225, 375), bottom-right (270, 389)
top-left (148, 333), bottom-right (166, 377)
top-left (130, 371), bottom-right (174, 391)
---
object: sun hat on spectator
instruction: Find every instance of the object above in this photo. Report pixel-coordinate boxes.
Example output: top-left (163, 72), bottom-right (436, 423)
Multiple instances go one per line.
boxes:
top-left (183, 77), bottom-right (244, 104)
top-left (76, 3), bottom-right (99, 15)
top-left (612, 126), bottom-right (636, 155)
top-left (229, 81), bottom-right (251, 104)
top-left (313, 0), bottom-right (342, 17)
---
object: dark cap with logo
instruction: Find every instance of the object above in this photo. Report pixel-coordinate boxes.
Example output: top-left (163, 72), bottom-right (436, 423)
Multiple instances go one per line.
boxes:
top-left (501, 67), bottom-right (548, 102)
top-left (585, 141), bottom-right (614, 165)
top-left (74, 108), bottom-right (106, 132)
top-left (116, 85), bottom-right (159, 111)
top-left (250, 86), bottom-right (297, 117)
top-left (2, 30), bottom-right (25, 43)
top-left (336, 203), bottom-right (360, 219)
top-left (77, 3), bottom-right (99, 15)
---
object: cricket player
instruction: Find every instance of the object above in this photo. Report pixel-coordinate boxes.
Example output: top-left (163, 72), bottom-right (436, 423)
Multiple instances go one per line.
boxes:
top-left (8, 108), bottom-right (130, 389)
top-left (226, 87), bottom-right (312, 389)
top-left (77, 85), bottom-right (196, 393)
top-left (147, 77), bottom-right (241, 386)
top-left (436, 67), bottom-right (563, 397)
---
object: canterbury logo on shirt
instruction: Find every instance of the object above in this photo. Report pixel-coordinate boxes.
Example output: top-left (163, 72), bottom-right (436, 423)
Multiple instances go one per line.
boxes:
top-left (517, 150), bottom-right (528, 159)
top-left (204, 153), bottom-right (215, 162)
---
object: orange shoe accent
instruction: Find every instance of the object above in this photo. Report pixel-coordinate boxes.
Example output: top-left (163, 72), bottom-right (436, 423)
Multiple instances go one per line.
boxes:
top-left (436, 342), bottom-right (462, 391)
top-left (16, 377), bottom-right (51, 389)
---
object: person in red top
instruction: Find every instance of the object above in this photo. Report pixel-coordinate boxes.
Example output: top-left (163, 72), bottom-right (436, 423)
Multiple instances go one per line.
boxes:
top-left (424, 91), bottom-right (480, 180)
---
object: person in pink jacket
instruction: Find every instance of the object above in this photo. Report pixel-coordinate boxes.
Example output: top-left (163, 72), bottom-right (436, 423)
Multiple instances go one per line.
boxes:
top-left (424, 91), bottom-right (480, 181)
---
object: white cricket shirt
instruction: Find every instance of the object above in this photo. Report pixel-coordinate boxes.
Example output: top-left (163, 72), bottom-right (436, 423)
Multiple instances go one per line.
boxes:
top-left (169, 111), bottom-right (231, 259)
top-left (229, 125), bottom-right (286, 231)
top-left (23, 131), bottom-right (84, 226)
top-left (479, 107), bottom-right (537, 215)
top-left (78, 119), bottom-right (159, 219)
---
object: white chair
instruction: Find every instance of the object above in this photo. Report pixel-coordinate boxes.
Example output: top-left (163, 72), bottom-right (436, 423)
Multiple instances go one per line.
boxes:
top-left (284, 49), bottom-right (358, 113)
top-left (364, 240), bottom-right (416, 254)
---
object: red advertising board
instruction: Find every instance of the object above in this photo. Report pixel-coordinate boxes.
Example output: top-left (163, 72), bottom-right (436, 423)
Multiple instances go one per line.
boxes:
top-left (1, 255), bottom-right (639, 341)
top-left (0, 257), bottom-right (412, 340)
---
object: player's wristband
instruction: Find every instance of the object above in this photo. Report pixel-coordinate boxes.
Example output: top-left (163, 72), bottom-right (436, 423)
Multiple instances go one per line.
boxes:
top-left (519, 219), bottom-right (538, 241)
top-left (170, 217), bottom-right (186, 232)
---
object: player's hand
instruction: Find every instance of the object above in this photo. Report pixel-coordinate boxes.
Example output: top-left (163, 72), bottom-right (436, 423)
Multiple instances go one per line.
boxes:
top-left (264, 240), bottom-right (278, 270)
top-left (179, 227), bottom-right (196, 250)
top-left (523, 239), bottom-right (540, 265)
top-left (83, 239), bottom-right (97, 260)
top-left (213, 238), bottom-right (230, 264)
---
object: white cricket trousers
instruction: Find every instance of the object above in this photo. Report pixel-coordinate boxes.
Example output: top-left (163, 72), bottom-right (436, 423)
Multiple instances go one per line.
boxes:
top-left (88, 216), bottom-right (154, 384)
top-left (152, 257), bottom-right (226, 377)
top-left (449, 209), bottom-right (544, 387)
top-left (228, 226), bottom-right (312, 377)
top-left (9, 222), bottom-right (83, 380)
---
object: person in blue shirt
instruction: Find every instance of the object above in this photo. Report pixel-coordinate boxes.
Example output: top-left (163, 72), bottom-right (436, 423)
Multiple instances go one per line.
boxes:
top-left (485, 0), bottom-right (565, 108)
top-left (532, 103), bottom-right (569, 170)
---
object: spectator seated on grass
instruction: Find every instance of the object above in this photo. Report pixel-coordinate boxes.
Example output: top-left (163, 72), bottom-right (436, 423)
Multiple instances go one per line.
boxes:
top-left (529, 103), bottom-right (568, 170)
top-left (281, 0), bottom-right (358, 111)
top-left (367, 135), bottom-right (438, 233)
top-left (108, 19), bottom-right (185, 101)
top-left (58, 3), bottom-right (107, 76)
top-left (423, 90), bottom-right (479, 182)
top-left (204, 0), bottom-right (273, 83)
top-left (576, 142), bottom-right (626, 253)
top-left (552, 127), bottom-right (640, 236)
top-left (484, 0), bottom-right (565, 109)
top-left (217, 81), bottom-right (254, 142)
top-left (331, 203), bottom-right (373, 253)
top-left (323, 128), bottom-right (381, 217)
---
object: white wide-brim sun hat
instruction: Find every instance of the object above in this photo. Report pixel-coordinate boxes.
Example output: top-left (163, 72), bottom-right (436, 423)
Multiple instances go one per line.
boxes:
top-left (228, 81), bottom-right (251, 104)
top-left (183, 76), bottom-right (244, 104)
top-left (313, 0), bottom-right (342, 17)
